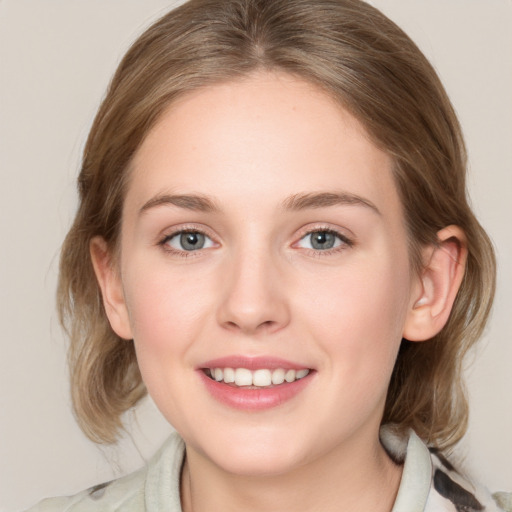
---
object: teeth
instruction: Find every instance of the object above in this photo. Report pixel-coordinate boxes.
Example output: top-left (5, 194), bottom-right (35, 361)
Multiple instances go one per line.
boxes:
top-left (253, 369), bottom-right (272, 387)
top-left (223, 367), bottom-right (235, 383)
top-left (271, 368), bottom-right (285, 385)
top-left (208, 367), bottom-right (310, 387)
top-left (296, 369), bottom-right (309, 379)
top-left (234, 368), bottom-right (253, 386)
top-left (285, 369), bottom-right (296, 382)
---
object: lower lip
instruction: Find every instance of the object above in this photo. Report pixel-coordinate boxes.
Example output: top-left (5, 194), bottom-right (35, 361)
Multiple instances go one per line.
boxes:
top-left (198, 371), bottom-right (313, 411)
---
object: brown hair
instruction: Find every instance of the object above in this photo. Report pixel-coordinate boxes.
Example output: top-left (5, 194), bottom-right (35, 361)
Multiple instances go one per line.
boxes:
top-left (58, 0), bottom-right (496, 447)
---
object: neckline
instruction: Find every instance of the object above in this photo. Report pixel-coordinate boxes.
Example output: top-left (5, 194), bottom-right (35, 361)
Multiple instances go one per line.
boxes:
top-left (145, 428), bottom-right (432, 512)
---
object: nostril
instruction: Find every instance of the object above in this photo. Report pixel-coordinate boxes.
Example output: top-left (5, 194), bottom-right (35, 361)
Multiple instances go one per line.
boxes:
top-left (222, 319), bottom-right (278, 334)
top-left (224, 320), bottom-right (240, 331)
top-left (259, 320), bottom-right (278, 331)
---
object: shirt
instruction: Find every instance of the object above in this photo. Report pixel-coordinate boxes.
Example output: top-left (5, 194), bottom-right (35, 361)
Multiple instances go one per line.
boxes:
top-left (26, 427), bottom-right (511, 511)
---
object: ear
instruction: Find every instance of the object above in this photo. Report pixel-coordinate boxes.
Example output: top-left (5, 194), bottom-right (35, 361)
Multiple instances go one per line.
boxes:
top-left (403, 226), bottom-right (468, 342)
top-left (90, 236), bottom-right (133, 340)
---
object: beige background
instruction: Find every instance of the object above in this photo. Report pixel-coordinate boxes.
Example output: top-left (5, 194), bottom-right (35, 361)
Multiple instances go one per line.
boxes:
top-left (1, 1), bottom-right (511, 510)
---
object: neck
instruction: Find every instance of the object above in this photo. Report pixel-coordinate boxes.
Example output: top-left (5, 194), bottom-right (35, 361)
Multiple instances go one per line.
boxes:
top-left (180, 427), bottom-right (402, 512)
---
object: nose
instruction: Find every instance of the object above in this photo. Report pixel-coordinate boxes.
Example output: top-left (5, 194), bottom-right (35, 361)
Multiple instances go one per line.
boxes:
top-left (216, 247), bottom-right (290, 336)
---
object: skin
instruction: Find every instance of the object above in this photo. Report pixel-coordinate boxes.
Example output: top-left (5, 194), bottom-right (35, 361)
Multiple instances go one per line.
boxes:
top-left (92, 72), bottom-right (467, 512)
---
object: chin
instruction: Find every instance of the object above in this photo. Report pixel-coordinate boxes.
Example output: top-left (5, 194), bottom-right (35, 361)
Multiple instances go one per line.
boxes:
top-left (213, 449), bottom-right (303, 478)
top-left (191, 427), bottom-right (309, 477)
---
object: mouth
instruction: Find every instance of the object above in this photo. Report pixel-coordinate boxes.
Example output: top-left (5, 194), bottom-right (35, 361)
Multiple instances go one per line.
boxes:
top-left (203, 367), bottom-right (310, 388)
top-left (198, 358), bottom-right (315, 410)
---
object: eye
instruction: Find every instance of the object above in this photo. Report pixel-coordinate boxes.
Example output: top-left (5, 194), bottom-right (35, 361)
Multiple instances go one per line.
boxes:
top-left (163, 230), bottom-right (215, 252)
top-left (296, 229), bottom-right (350, 251)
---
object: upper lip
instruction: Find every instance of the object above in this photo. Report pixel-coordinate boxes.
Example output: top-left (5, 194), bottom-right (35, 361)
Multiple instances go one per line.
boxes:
top-left (199, 356), bottom-right (311, 371)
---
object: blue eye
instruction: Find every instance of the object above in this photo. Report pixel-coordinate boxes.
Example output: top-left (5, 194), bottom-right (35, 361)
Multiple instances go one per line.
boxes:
top-left (297, 230), bottom-right (348, 251)
top-left (164, 231), bottom-right (215, 252)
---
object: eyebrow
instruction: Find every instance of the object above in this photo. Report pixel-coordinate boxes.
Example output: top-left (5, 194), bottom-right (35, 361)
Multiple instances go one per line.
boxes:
top-left (281, 192), bottom-right (381, 215)
top-left (140, 194), bottom-right (220, 214)
top-left (139, 191), bottom-right (380, 216)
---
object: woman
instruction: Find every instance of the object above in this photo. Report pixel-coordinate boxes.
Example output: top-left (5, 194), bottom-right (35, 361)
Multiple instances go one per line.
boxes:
top-left (24, 0), bottom-right (511, 510)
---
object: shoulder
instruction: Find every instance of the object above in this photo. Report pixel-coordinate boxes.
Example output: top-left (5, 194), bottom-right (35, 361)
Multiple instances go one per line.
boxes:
top-left (380, 425), bottom-right (511, 512)
top-left (24, 432), bottom-right (185, 512)
top-left (24, 469), bottom-right (146, 512)
top-left (493, 493), bottom-right (512, 512)
top-left (427, 442), bottom-right (512, 512)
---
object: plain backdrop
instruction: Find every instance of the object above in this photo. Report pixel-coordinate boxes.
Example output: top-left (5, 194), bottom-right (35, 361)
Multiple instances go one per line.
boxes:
top-left (1, 1), bottom-right (511, 510)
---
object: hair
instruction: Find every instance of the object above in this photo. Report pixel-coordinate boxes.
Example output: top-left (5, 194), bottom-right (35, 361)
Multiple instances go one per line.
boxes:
top-left (58, 0), bottom-right (496, 448)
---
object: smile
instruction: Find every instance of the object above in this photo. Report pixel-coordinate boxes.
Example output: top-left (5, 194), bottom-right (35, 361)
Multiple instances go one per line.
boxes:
top-left (205, 367), bottom-right (310, 388)
top-left (198, 357), bottom-right (315, 410)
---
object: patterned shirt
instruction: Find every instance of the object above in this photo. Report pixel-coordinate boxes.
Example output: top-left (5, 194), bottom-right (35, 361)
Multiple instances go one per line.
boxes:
top-left (27, 428), bottom-right (511, 511)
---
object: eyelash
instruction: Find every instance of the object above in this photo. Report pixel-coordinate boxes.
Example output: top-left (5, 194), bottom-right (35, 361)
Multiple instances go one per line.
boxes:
top-left (158, 226), bottom-right (354, 258)
top-left (295, 227), bottom-right (354, 256)
top-left (159, 227), bottom-right (216, 259)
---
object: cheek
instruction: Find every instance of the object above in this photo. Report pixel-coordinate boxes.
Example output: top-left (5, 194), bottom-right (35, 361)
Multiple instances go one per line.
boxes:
top-left (300, 249), bottom-right (411, 377)
top-left (121, 267), bottom-right (215, 423)
top-left (122, 267), bottom-right (210, 372)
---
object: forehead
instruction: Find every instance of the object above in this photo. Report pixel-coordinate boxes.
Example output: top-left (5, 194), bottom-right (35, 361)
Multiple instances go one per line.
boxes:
top-left (126, 72), bottom-right (401, 220)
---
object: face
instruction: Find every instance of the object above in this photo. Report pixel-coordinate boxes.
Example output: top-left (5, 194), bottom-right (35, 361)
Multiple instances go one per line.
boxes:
top-left (106, 72), bottom-right (422, 476)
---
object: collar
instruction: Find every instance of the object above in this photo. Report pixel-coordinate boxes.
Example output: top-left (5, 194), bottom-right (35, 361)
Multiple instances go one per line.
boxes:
top-left (144, 427), bottom-right (433, 512)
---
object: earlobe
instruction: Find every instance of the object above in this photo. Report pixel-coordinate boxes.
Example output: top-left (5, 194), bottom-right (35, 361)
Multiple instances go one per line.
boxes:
top-left (90, 236), bottom-right (133, 340)
top-left (403, 226), bottom-right (468, 342)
